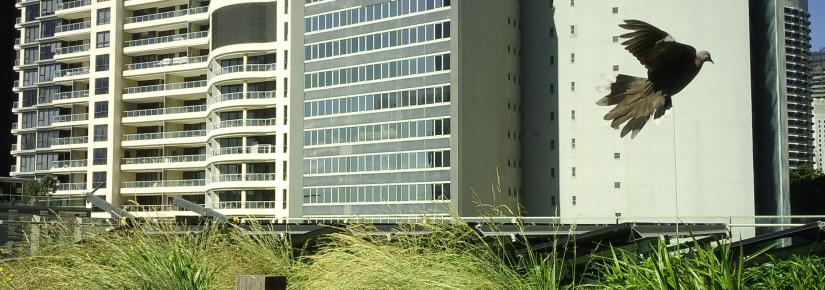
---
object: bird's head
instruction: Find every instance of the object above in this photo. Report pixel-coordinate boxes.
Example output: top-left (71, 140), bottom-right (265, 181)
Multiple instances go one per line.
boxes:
top-left (698, 51), bottom-right (714, 64)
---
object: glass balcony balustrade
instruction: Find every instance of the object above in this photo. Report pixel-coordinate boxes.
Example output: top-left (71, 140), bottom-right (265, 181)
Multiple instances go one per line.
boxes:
top-left (123, 130), bottom-right (206, 141)
top-left (123, 104), bottom-right (206, 118)
top-left (125, 6), bottom-right (209, 24)
top-left (123, 80), bottom-right (207, 94)
top-left (124, 31), bottom-right (208, 47)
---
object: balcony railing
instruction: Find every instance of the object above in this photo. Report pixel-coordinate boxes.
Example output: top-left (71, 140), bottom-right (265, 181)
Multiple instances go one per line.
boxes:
top-left (11, 144), bottom-right (17, 151)
top-left (207, 201), bottom-right (277, 209)
top-left (56, 67), bottom-right (90, 78)
top-left (54, 90), bottom-right (89, 101)
top-left (58, 183), bottom-right (87, 191)
top-left (210, 118), bottom-right (278, 130)
top-left (124, 31), bottom-right (208, 47)
top-left (213, 173), bottom-right (277, 183)
top-left (9, 165), bottom-right (16, 173)
top-left (213, 64), bottom-right (277, 77)
top-left (125, 6), bottom-right (209, 24)
top-left (11, 123), bottom-right (18, 131)
top-left (58, 0), bottom-right (91, 10)
top-left (121, 179), bottom-right (206, 188)
top-left (123, 104), bottom-right (206, 118)
top-left (51, 159), bottom-right (87, 169)
top-left (55, 44), bottom-right (90, 55)
top-left (123, 130), bottom-right (206, 141)
top-left (211, 145), bottom-right (278, 156)
top-left (123, 80), bottom-right (207, 94)
top-left (124, 55), bottom-right (208, 71)
top-left (52, 136), bottom-right (88, 146)
top-left (53, 113), bottom-right (88, 123)
top-left (56, 21), bottom-right (91, 33)
top-left (122, 154), bottom-right (206, 165)
top-left (121, 204), bottom-right (188, 212)
top-left (208, 91), bottom-right (278, 104)
top-left (13, 81), bottom-right (20, 89)
top-left (12, 101), bottom-right (18, 109)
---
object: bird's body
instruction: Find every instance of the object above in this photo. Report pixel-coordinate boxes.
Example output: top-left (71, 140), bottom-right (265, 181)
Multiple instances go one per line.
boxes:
top-left (598, 20), bottom-right (713, 138)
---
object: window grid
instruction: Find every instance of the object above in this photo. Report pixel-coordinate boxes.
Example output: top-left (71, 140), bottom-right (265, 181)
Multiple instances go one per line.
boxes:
top-left (305, 150), bottom-right (451, 175)
top-left (304, 117), bottom-right (450, 146)
top-left (304, 85), bottom-right (450, 118)
top-left (304, 183), bottom-right (451, 204)
top-left (305, 21), bottom-right (450, 61)
top-left (304, 53), bottom-right (450, 89)
top-left (305, 0), bottom-right (451, 33)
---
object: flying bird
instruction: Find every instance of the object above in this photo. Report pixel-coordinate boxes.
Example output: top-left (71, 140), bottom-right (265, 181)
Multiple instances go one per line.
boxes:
top-left (597, 20), bottom-right (714, 138)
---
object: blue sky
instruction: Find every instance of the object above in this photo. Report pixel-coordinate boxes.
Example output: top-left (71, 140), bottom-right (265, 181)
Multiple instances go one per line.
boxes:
top-left (812, 1), bottom-right (824, 51)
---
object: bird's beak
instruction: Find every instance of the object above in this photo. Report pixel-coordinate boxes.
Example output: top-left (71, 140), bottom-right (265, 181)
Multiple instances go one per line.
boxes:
top-left (709, 58), bottom-right (715, 64)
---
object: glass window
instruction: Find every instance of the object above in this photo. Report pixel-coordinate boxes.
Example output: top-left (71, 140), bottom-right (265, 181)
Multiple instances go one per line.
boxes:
top-left (96, 31), bottom-right (110, 48)
top-left (97, 8), bottom-right (111, 25)
top-left (94, 101), bottom-right (109, 118)
top-left (94, 125), bottom-right (108, 141)
top-left (93, 148), bottom-right (107, 165)
top-left (93, 172), bottom-right (107, 188)
top-left (96, 54), bottom-right (109, 71)
top-left (95, 77), bottom-right (109, 94)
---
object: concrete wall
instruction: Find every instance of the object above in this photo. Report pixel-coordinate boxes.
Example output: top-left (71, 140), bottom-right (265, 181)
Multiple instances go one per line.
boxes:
top-left (552, 0), bottom-right (756, 221)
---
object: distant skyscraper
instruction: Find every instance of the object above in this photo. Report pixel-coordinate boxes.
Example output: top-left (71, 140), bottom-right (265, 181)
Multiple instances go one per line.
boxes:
top-left (810, 49), bottom-right (824, 172)
top-left (781, 0), bottom-right (814, 169)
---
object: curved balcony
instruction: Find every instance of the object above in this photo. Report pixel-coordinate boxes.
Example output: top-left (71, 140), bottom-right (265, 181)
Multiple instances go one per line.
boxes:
top-left (51, 159), bottom-right (88, 172)
top-left (52, 136), bottom-right (88, 148)
top-left (207, 201), bottom-right (279, 210)
top-left (54, 21), bottom-right (92, 41)
top-left (121, 154), bottom-right (207, 171)
top-left (122, 80), bottom-right (207, 100)
top-left (209, 64), bottom-right (278, 84)
top-left (124, 31), bottom-right (208, 54)
top-left (54, 67), bottom-right (90, 83)
top-left (208, 173), bottom-right (279, 191)
top-left (121, 130), bottom-right (207, 147)
top-left (52, 113), bottom-right (89, 126)
top-left (54, 44), bottom-right (90, 61)
top-left (123, 55), bottom-right (208, 77)
top-left (208, 118), bottom-right (279, 138)
top-left (122, 104), bottom-right (207, 124)
top-left (57, 182), bottom-right (87, 193)
top-left (208, 145), bottom-right (282, 163)
top-left (125, 6), bottom-right (209, 33)
top-left (121, 179), bottom-right (206, 194)
top-left (53, 90), bottom-right (89, 105)
top-left (207, 91), bottom-right (280, 112)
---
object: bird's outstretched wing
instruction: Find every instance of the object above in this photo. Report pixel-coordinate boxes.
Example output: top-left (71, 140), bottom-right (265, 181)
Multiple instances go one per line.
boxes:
top-left (620, 19), bottom-right (696, 72)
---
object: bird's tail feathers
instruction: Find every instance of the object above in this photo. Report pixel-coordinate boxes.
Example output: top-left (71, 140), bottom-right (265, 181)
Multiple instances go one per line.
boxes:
top-left (596, 74), bottom-right (645, 106)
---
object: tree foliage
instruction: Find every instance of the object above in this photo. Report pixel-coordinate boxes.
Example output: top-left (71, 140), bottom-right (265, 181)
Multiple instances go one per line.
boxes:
top-left (21, 175), bottom-right (59, 196)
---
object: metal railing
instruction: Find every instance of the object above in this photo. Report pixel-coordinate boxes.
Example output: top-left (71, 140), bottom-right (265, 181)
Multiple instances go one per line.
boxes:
top-left (52, 136), bottom-right (88, 146)
top-left (210, 118), bottom-right (277, 130)
top-left (122, 154), bottom-right (206, 165)
top-left (58, 182), bottom-right (87, 191)
top-left (53, 113), bottom-right (88, 123)
top-left (55, 44), bottom-right (90, 55)
top-left (246, 173), bottom-right (278, 181)
top-left (121, 204), bottom-right (188, 212)
top-left (13, 81), bottom-right (20, 89)
top-left (211, 145), bottom-right (278, 156)
top-left (10, 123), bottom-right (18, 131)
top-left (51, 159), bottom-right (87, 169)
top-left (58, 0), bottom-right (91, 10)
top-left (214, 174), bottom-right (243, 182)
top-left (11, 101), bottom-right (18, 108)
top-left (213, 64), bottom-right (277, 77)
top-left (123, 130), bottom-right (206, 141)
top-left (123, 80), bottom-right (207, 94)
top-left (125, 6), bottom-right (209, 24)
top-left (209, 91), bottom-right (277, 104)
top-left (123, 104), bottom-right (206, 118)
top-left (125, 55), bottom-right (208, 71)
top-left (10, 144), bottom-right (17, 151)
top-left (121, 179), bottom-right (206, 188)
top-left (213, 173), bottom-right (278, 182)
top-left (56, 21), bottom-right (91, 33)
top-left (54, 90), bottom-right (89, 101)
top-left (124, 31), bottom-right (208, 47)
top-left (207, 201), bottom-right (277, 209)
top-left (56, 67), bottom-right (90, 78)
top-left (9, 165), bottom-right (15, 173)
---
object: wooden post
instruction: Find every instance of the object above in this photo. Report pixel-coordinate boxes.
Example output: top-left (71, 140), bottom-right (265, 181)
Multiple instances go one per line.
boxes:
top-left (29, 215), bottom-right (40, 254)
top-left (235, 275), bottom-right (287, 290)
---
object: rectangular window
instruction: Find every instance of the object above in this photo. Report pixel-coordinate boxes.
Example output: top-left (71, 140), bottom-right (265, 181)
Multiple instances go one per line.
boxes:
top-left (93, 148), bottom-right (107, 165)
top-left (612, 7), bottom-right (619, 14)
top-left (572, 195), bottom-right (577, 205)
top-left (93, 172), bottom-right (107, 188)
top-left (96, 31), bottom-right (110, 48)
top-left (572, 167), bottom-right (576, 177)
top-left (96, 54), bottom-right (109, 71)
top-left (94, 101), bottom-right (109, 118)
top-left (95, 77), bottom-right (109, 94)
top-left (94, 125), bottom-right (108, 141)
top-left (97, 8), bottom-right (111, 25)
top-left (613, 65), bottom-right (619, 72)
top-left (614, 153), bottom-right (621, 159)
top-left (571, 138), bottom-right (576, 148)
top-left (614, 182), bottom-right (621, 189)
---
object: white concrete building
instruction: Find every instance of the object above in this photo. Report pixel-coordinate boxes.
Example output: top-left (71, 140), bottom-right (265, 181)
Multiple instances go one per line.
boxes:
top-left (548, 0), bottom-right (757, 220)
top-left (11, 0), bottom-right (291, 218)
top-left (813, 99), bottom-right (825, 172)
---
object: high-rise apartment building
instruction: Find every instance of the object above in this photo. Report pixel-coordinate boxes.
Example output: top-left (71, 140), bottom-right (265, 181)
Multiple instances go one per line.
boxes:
top-left (811, 49), bottom-right (824, 172)
top-left (291, 0), bottom-right (522, 218)
top-left (781, 0), bottom-right (814, 169)
top-left (10, 0), bottom-right (292, 218)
